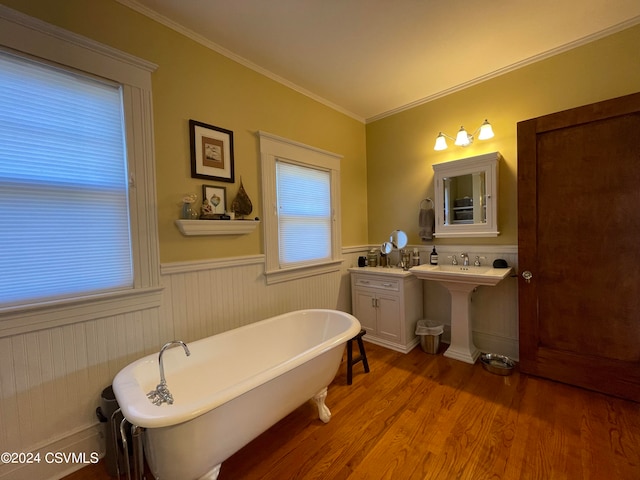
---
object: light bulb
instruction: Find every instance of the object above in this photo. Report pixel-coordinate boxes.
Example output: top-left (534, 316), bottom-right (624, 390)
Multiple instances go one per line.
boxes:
top-left (434, 133), bottom-right (448, 151)
top-left (454, 126), bottom-right (471, 147)
top-left (477, 119), bottom-right (494, 140)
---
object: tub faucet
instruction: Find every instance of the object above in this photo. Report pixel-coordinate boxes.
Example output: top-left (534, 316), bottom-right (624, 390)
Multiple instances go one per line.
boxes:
top-left (147, 340), bottom-right (190, 406)
top-left (460, 253), bottom-right (469, 266)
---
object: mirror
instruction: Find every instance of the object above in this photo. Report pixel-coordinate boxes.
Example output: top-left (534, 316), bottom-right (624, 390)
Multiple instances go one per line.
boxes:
top-left (432, 152), bottom-right (501, 238)
top-left (378, 231), bottom-right (407, 269)
top-left (390, 230), bottom-right (407, 249)
top-left (441, 172), bottom-right (486, 226)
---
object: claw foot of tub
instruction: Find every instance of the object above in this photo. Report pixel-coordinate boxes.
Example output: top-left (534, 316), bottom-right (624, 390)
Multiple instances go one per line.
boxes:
top-left (312, 387), bottom-right (331, 423)
top-left (198, 463), bottom-right (221, 480)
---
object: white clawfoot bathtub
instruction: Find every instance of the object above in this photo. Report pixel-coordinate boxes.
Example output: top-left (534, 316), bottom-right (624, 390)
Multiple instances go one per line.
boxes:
top-left (113, 309), bottom-right (361, 480)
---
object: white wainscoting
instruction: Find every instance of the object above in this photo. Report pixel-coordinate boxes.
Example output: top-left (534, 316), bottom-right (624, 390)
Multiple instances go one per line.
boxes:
top-left (158, 251), bottom-right (364, 343)
top-left (0, 247), bottom-right (366, 480)
top-left (0, 244), bottom-right (518, 480)
top-left (0, 308), bottom-right (164, 480)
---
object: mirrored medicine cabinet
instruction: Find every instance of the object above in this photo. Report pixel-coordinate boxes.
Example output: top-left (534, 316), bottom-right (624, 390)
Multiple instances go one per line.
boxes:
top-left (432, 151), bottom-right (502, 238)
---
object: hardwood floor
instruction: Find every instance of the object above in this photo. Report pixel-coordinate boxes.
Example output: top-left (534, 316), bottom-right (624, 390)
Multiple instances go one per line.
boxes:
top-left (65, 342), bottom-right (640, 480)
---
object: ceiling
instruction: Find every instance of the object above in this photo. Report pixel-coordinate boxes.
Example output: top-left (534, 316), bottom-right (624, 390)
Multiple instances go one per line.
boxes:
top-left (120, 0), bottom-right (640, 122)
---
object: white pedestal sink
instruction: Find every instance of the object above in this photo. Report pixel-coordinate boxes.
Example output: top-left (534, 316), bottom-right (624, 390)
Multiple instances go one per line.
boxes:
top-left (409, 264), bottom-right (512, 364)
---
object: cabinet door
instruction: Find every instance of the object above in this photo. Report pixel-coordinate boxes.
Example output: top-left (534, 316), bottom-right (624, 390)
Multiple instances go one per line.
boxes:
top-left (376, 293), bottom-right (401, 342)
top-left (353, 289), bottom-right (377, 334)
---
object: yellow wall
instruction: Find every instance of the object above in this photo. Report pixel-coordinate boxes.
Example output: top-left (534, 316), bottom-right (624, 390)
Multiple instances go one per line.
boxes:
top-left (366, 24), bottom-right (640, 246)
top-left (0, 0), bottom-right (368, 262)
top-left (3, 0), bottom-right (640, 256)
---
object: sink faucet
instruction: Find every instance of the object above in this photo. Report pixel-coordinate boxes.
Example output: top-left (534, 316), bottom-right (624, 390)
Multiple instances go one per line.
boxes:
top-left (460, 253), bottom-right (469, 266)
top-left (147, 340), bottom-right (190, 406)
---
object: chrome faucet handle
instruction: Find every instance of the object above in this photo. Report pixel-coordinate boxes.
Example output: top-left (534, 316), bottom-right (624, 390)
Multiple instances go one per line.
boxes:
top-left (146, 390), bottom-right (160, 405)
top-left (448, 255), bottom-right (458, 265)
top-left (147, 388), bottom-right (164, 406)
top-left (147, 383), bottom-right (174, 405)
top-left (474, 256), bottom-right (486, 266)
top-left (157, 383), bottom-right (174, 405)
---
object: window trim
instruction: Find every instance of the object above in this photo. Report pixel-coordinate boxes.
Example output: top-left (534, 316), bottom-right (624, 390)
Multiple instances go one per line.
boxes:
top-left (258, 131), bottom-right (343, 285)
top-left (0, 6), bottom-right (161, 336)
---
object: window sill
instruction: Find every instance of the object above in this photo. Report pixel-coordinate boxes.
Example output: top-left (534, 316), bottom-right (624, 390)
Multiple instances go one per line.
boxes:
top-left (0, 287), bottom-right (163, 337)
top-left (175, 219), bottom-right (260, 236)
top-left (434, 230), bottom-right (500, 238)
top-left (265, 259), bottom-right (343, 285)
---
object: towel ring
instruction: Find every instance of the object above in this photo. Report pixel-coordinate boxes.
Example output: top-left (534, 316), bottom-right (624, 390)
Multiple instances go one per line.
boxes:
top-left (420, 198), bottom-right (433, 209)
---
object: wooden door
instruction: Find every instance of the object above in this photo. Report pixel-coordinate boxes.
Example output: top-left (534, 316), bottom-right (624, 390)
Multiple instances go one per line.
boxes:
top-left (517, 92), bottom-right (640, 402)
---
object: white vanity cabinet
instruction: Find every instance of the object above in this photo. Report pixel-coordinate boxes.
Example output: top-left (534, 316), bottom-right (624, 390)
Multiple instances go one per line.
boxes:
top-left (349, 267), bottom-right (423, 353)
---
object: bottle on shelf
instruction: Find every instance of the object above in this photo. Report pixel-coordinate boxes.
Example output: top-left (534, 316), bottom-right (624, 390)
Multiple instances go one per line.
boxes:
top-left (429, 246), bottom-right (438, 265)
top-left (412, 248), bottom-right (420, 266)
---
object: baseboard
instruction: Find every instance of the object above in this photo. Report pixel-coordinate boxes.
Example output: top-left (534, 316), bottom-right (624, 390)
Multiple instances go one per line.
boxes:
top-left (0, 423), bottom-right (104, 480)
top-left (362, 335), bottom-right (420, 354)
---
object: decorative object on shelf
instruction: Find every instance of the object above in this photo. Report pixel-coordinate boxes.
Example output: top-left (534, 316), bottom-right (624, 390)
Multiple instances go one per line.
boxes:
top-left (231, 177), bottom-right (253, 218)
top-left (434, 119), bottom-right (494, 150)
top-left (180, 194), bottom-right (198, 219)
top-left (189, 119), bottom-right (235, 182)
top-left (201, 184), bottom-right (227, 219)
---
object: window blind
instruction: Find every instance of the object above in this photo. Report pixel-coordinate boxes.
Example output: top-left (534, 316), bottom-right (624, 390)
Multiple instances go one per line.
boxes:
top-left (276, 160), bottom-right (331, 267)
top-left (0, 52), bottom-right (133, 307)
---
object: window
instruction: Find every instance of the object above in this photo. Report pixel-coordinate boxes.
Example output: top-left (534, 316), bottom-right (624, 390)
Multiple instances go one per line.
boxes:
top-left (0, 8), bottom-right (160, 335)
top-left (259, 131), bottom-right (342, 284)
top-left (276, 161), bottom-right (331, 266)
top-left (0, 52), bottom-right (132, 306)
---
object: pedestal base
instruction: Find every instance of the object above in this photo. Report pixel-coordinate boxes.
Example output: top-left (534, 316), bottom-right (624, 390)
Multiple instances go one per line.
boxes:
top-left (444, 283), bottom-right (480, 365)
top-left (444, 344), bottom-right (480, 364)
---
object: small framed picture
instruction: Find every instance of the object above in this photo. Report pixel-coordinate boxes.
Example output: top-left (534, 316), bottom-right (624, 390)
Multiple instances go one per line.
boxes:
top-left (189, 120), bottom-right (235, 183)
top-left (201, 185), bottom-right (227, 218)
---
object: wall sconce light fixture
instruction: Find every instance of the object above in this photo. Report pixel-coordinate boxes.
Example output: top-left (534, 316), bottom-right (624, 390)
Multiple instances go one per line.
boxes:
top-left (434, 119), bottom-right (494, 150)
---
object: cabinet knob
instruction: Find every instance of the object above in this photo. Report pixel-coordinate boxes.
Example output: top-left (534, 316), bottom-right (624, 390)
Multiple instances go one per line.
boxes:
top-left (522, 270), bottom-right (533, 283)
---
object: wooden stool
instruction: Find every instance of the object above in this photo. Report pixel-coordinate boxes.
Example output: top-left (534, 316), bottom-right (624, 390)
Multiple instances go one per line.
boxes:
top-left (347, 329), bottom-right (370, 385)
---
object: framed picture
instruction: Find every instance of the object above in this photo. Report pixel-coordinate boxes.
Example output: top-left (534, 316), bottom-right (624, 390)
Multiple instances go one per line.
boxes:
top-left (201, 184), bottom-right (227, 218)
top-left (189, 119), bottom-right (235, 183)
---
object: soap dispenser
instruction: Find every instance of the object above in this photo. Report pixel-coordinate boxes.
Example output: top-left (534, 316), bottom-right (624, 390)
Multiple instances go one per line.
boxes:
top-left (429, 246), bottom-right (438, 265)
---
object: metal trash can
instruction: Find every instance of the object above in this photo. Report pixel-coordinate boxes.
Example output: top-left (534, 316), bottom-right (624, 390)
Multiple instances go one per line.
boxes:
top-left (95, 385), bottom-right (127, 477)
top-left (415, 320), bottom-right (444, 354)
